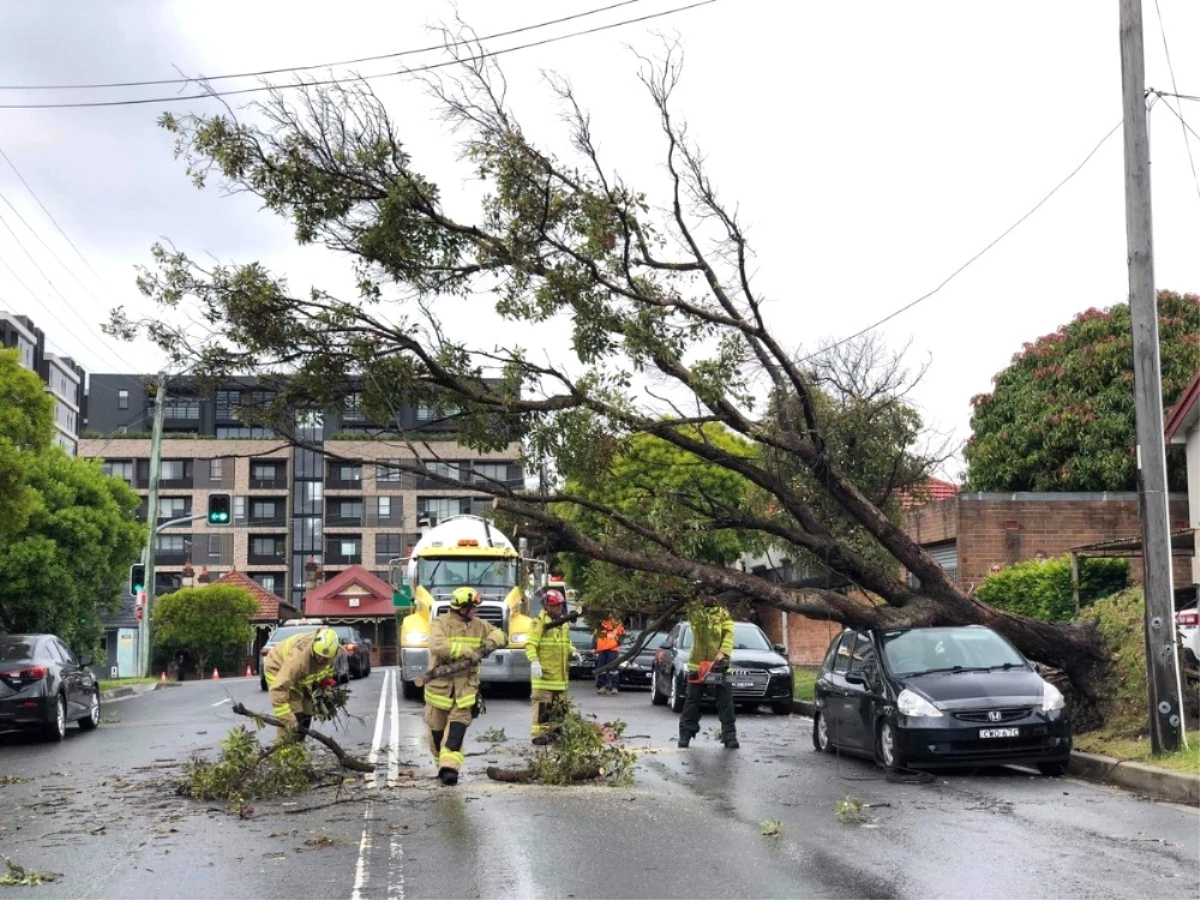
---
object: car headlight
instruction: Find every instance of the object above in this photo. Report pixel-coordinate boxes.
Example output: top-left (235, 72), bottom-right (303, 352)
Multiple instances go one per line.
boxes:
top-left (897, 688), bottom-right (943, 718)
top-left (404, 631), bottom-right (428, 645)
top-left (768, 665), bottom-right (790, 675)
top-left (510, 633), bottom-right (527, 645)
top-left (1041, 679), bottom-right (1065, 711)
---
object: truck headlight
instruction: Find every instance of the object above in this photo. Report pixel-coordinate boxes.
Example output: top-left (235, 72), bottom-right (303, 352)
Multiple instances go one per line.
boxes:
top-left (404, 631), bottom-right (428, 645)
top-left (510, 633), bottom-right (528, 645)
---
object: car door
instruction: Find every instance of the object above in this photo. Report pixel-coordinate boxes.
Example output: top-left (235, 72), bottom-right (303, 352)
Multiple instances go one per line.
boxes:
top-left (821, 632), bottom-right (857, 747)
top-left (51, 640), bottom-right (82, 717)
top-left (655, 625), bottom-right (681, 688)
top-left (841, 633), bottom-right (880, 752)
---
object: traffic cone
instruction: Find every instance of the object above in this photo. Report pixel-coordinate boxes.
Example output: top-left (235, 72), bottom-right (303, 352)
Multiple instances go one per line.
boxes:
top-left (244, 664), bottom-right (252, 678)
top-left (160, 671), bottom-right (166, 684)
top-left (211, 668), bottom-right (220, 681)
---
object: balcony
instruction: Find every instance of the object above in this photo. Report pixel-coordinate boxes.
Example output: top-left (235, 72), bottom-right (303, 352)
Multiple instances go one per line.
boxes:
top-left (155, 512), bottom-right (193, 526)
top-left (325, 477), bottom-right (364, 491)
top-left (325, 513), bottom-right (365, 528)
top-left (248, 551), bottom-right (288, 565)
top-left (155, 550), bottom-right (191, 566)
top-left (247, 514), bottom-right (287, 528)
top-left (325, 547), bottom-right (362, 565)
top-left (249, 476), bottom-right (288, 490)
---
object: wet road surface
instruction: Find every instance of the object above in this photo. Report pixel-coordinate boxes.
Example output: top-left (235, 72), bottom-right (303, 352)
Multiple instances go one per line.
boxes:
top-left (1, 670), bottom-right (1196, 899)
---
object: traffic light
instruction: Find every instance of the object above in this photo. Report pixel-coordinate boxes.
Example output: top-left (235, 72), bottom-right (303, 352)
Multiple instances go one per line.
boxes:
top-left (207, 492), bottom-right (232, 526)
top-left (129, 563), bottom-right (145, 596)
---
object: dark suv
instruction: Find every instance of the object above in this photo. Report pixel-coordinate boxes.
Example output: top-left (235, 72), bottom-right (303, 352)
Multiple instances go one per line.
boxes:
top-left (332, 626), bottom-right (372, 679)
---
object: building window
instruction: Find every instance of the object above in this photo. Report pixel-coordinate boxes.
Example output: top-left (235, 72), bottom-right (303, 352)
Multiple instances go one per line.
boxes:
top-left (337, 500), bottom-right (363, 521)
top-left (376, 533), bottom-right (402, 561)
top-left (215, 390), bottom-right (239, 419)
top-left (252, 536), bottom-right (285, 557)
top-left (209, 458), bottom-right (224, 481)
top-left (118, 389), bottom-right (129, 410)
top-left (216, 426), bottom-right (276, 438)
top-left (160, 460), bottom-right (186, 480)
top-left (416, 403), bottom-right (459, 423)
top-left (234, 495), bottom-right (246, 523)
top-left (376, 459), bottom-right (401, 482)
top-left (472, 462), bottom-right (508, 484)
top-left (102, 461), bottom-right (134, 484)
top-left (427, 461), bottom-right (461, 482)
top-left (156, 535), bottom-right (188, 553)
top-left (207, 534), bottom-right (223, 559)
top-left (163, 398), bottom-right (200, 420)
top-left (343, 392), bottom-right (365, 422)
top-left (377, 497), bottom-right (391, 520)
top-left (158, 497), bottom-right (188, 519)
top-left (340, 539), bottom-right (361, 558)
top-left (253, 573), bottom-right (278, 594)
top-left (251, 499), bottom-right (280, 520)
top-left (337, 464), bottom-right (362, 483)
top-left (417, 497), bottom-right (472, 521)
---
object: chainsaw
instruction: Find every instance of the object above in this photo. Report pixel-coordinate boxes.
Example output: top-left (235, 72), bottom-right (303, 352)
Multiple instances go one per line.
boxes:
top-left (687, 658), bottom-right (730, 685)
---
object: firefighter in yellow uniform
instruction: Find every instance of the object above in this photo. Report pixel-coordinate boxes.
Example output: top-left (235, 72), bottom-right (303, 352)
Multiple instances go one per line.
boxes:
top-left (525, 589), bottom-right (572, 745)
top-left (263, 627), bottom-right (340, 740)
top-left (425, 586), bottom-right (505, 785)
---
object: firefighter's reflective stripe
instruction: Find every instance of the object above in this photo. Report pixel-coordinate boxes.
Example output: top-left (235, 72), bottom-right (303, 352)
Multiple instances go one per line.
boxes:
top-left (438, 748), bottom-right (465, 770)
top-left (264, 671), bottom-right (277, 686)
top-left (453, 692), bottom-right (476, 709)
top-left (527, 611), bottom-right (572, 691)
top-left (272, 703), bottom-right (293, 718)
top-left (424, 689), bottom-right (455, 710)
top-left (449, 635), bottom-right (484, 660)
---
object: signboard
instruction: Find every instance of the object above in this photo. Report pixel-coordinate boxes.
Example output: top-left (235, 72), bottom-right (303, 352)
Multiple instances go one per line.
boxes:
top-left (393, 584), bottom-right (413, 609)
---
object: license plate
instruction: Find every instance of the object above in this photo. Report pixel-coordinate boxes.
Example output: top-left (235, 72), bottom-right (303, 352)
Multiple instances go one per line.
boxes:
top-left (733, 681), bottom-right (755, 689)
top-left (979, 727), bottom-right (1020, 739)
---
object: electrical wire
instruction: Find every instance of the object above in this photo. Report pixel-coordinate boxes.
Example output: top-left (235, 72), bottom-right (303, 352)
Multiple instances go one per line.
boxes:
top-left (0, 0), bottom-right (647, 91)
top-left (800, 117), bottom-right (1124, 363)
top-left (0, 1), bottom-right (717, 110)
top-left (1150, 3), bottom-right (1200, 209)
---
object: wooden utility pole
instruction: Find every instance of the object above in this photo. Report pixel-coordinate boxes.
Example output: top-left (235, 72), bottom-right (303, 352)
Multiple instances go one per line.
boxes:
top-left (139, 375), bottom-right (167, 678)
top-left (1118, 0), bottom-right (1184, 752)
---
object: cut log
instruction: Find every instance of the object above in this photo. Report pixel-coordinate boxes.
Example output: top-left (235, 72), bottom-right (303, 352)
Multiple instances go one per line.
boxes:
top-left (230, 702), bottom-right (375, 773)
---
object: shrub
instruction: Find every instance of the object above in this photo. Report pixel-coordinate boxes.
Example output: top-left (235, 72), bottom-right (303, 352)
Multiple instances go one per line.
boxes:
top-left (975, 555), bottom-right (1129, 622)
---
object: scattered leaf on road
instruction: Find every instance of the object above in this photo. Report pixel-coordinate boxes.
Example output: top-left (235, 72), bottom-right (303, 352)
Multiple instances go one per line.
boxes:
top-left (760, 820), bottom-right (782, 837)
top-left (0, 859), bottom-right (61, 886)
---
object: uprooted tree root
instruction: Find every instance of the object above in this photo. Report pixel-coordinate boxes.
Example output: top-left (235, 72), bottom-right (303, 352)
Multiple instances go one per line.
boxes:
top-left (486, 696), bottom-right (636, 786)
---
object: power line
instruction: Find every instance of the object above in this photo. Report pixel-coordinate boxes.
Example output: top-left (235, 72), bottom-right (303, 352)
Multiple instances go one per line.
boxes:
top-left (801, 117), bottom-right (1124, 363)
top-left (0, 143), bottom-right (112, 290)
top-left (1150, 3), bottom-right (1200, 209)
top-left (0, 0), bottom-right (646, 91)
top-left (0, 0), bottom-right (717, 110)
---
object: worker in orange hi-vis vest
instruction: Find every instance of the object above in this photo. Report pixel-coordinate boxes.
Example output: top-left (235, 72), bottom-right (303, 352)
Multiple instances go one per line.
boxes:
top-left (593, 616), bottom-right (625, 696)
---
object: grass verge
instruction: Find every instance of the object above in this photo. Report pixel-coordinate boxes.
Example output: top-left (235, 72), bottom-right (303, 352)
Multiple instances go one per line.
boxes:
top-left (1073, 728), bottom-right (1200, 773)
top-left (793, 667), bottom-right (817, 702)
top-left (98, 677), bottom-right (160, 692)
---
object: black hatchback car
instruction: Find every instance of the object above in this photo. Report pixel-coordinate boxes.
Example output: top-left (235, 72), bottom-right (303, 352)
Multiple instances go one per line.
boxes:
top-left (812, 625), bottom-right (1072, 775)
top-left (0, 634), bottom-right (101, 742)
top-left (651, 621), bottom-right (793, 714)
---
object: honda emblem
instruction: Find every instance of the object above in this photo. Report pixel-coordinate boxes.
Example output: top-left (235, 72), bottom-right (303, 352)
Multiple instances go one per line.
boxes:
top-left (987, 710), bottom-right (1002, 722)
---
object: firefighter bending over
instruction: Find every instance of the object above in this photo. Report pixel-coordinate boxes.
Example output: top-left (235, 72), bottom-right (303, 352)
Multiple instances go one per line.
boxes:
top-left (263, 627), bottom-right (340, 740)
top-left (425, 586), bottom-right (505, 785)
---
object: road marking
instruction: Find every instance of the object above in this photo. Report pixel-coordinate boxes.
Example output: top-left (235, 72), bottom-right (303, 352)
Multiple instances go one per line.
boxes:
top-left (387, 664), bottom-right (401, 788)
top-left (211, 697), bottom-right (231, 707)
top-left (387, 668), bottom-right (405, 899)
top-left (350, 810), bottom-right (374, 900)
top-left (368, 668), bottom-right (391, 788)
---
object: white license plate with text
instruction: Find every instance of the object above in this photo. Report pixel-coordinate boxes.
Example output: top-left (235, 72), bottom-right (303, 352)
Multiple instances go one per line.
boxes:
top-left (979, 727), bottom-right (1020, 739)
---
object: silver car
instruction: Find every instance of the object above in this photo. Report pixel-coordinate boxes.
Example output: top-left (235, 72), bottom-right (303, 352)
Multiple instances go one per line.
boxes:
top-left (257, 625), bottom-right (350, 691)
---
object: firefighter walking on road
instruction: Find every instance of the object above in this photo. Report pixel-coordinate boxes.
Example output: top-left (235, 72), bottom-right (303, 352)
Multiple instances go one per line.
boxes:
top-left (526, 589), bottom-right (572, 745)
top-left (263, 627), bottom-right (340, 741)
top-left (425, 586), bottom-right (505, 786)
top-left (679, 599), bottom-right (738, 750)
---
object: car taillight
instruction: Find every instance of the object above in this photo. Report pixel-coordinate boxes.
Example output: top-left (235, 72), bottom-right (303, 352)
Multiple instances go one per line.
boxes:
top-left (1177, 611), bottom-right (1198, 627)
top-left (0, 665), bottom-right (48, 684)
top-left (261, 647), bottom-right (271, 656)
top-left (346, 643), bottom-right (358, 652)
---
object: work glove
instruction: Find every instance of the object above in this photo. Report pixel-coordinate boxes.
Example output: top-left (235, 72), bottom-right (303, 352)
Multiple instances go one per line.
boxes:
top-left (529, 660), bottom-right (543, 679)
top-left (461, 648), bottom-right (480, 663)
top-left (483, 640), bottom-right (498, 654)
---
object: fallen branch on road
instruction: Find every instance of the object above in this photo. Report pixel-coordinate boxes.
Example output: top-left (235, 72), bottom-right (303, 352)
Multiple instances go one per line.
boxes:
top-left (230, 702), bottom-right (374, 773)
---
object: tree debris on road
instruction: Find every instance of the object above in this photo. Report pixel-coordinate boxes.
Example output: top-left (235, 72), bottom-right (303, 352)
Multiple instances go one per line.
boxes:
top-left (230, 702), bottom-right (374, 773)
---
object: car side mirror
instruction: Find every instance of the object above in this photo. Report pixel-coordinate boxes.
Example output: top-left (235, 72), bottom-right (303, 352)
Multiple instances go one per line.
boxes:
top-left (773, 643), bottom-right (787, 656)
top-left (79, 655), bottom-right (94, 667)
top-left (845, 671), bottom-right (867, 686)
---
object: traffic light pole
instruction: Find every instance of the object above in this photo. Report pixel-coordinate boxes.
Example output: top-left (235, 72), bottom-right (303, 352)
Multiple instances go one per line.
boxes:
top-left (138, 376), bottom-right (167, 678)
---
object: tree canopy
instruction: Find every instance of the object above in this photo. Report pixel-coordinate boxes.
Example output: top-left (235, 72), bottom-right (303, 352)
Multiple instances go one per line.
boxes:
top-left (965, 291), bottom-right (1200, 492)
top-left (153, 584), bottom-right (257, 676)
top-left (0, 349), bottom-right (55, 544)
top-left (113, 39), bottom-right (1107, 687)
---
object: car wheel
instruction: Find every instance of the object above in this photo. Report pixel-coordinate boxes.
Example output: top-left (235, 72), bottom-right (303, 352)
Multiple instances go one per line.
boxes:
top-left (260, 676), bottom-right (268, 692)
top-left (771, 700), bottom-right (792, 716)
top-left (401, 678), bottom-right (423, 701)
top-left (669, 673), bottom-right (685, 713)
top-left (1037, 759), bottom-right (1070, 777)
top-left (77, 688), bottom-right (101, 731)
top-left (650, 669), bottom-right (668, 706)
top-left (44, 694), bottom-right (67, 742)
top-left (363, 661), bottom-right (371, 678)
top-left (812, 711), bottom-right (832, 752)
top-left (876, 719), bottom-right (906, 773)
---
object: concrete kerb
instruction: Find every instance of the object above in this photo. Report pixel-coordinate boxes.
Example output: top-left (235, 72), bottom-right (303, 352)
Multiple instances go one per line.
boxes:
top-left (791, 700), bottom-right (1198, 805)
top-left (1068, 750), bottom-right (1200, 806)
top-left (100, 682), bottom-right (181, 703)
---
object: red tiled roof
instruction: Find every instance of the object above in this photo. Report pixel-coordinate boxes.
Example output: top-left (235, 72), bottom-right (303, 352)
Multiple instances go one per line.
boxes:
top-left (212, 570), bottom-right (296, 624)
top-left (898, 477), bottom-right (959, 510)
top-left (1164, 368), bottom-right (1200, 442)
top-left (304, 566), bottom-right (395, 619)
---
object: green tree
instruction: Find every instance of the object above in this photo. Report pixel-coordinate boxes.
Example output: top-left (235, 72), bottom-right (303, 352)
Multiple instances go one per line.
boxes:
top-left (0, 452), bottom-right (145, 648)
top-left (965, 291), bottom-right (1200, 492)
top-left (153, 585), bottom-right (257, 677)
top-left (0, 349), bottom-right (54, 544)
top-left (112, 40), bottom-right (1109, 690)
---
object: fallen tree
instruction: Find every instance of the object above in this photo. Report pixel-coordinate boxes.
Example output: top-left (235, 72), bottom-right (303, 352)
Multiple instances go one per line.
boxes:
top-left (114, 30), bottom-right (1108, 696)
top-left (230, 702), bottom-right (374, 773)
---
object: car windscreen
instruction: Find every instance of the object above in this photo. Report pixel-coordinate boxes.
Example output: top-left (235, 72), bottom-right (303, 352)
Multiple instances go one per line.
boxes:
top-left (625, 631), bottom-right (667, 652)
top-left (569, 627), bottom-right (592, 650)
top-left (881, 627), bottom-right (1027, 676)
top-left (0, 637), bottom-right (37, 661)
top-left (332, 627), bottom-right (357, 642)
top-left (265, 627), bottom-right (317, 646)
top-left (731, 623), bottom-right (771, 651)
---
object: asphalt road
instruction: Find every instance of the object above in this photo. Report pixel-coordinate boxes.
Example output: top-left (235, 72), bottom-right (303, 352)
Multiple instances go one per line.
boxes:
top-left (1, 671), bottom-right (1197, 899)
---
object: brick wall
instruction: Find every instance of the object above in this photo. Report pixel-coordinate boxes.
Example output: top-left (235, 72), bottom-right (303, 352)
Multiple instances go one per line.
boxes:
top-left (901, 492), bottom-right (1193, 591)
top-left (787, 614), bottom-right (842, 666)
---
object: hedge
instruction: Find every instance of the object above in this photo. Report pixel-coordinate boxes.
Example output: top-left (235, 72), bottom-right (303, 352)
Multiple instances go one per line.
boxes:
top-left (975, 555), bottom-right (1130, 622)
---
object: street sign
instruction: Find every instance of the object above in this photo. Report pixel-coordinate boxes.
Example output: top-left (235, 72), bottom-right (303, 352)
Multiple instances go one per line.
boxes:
top-left (393, 584), bottom-right (413, 609)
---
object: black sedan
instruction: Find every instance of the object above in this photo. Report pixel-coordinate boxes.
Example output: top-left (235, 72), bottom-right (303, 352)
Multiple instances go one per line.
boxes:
top-left (0, 634), bottom-right (101, 741)
top-left (568, 623), bottom-right (596, 680)
top-left (812, 625), bottom-right (1072, 775)
top-left (332, 625), bottom-right (372, 679)
top-left (617, 630), bottom-right (668, 688)
top-left (650, 621), bottom-right (794, 714)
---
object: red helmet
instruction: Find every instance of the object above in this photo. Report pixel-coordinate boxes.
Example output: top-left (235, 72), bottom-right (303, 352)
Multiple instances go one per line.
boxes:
top-left (543, 589), bottom-right (565, 609)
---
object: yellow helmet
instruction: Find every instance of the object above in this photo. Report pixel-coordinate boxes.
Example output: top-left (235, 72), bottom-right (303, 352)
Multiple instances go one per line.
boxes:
top-left (312, 628), bottom-right (339, 659)
top-left (450, 586), bottom-right (481, 610)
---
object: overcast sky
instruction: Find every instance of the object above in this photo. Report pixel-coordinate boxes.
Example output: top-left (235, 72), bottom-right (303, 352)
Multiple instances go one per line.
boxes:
top-left (1, 0), bottom-right (1197, 478)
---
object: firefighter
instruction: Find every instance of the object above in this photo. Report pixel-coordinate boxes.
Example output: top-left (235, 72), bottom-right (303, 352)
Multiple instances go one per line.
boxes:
top-left (526, 589), bottom-right (572, 745)
top-left (263, 627), bottom-right (340, 741)
top-left (425, 586), bottom-right (505, 786)
top-left (678, 599), bottom-right (738, 750)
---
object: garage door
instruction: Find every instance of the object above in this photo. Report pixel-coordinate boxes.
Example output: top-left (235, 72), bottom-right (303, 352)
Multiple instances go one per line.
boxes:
top-left (909, 540), bottom-right (957, 588)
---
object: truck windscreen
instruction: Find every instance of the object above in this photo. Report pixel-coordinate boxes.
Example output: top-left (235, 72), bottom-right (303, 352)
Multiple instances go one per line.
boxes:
top-left (418, 558), bottom-right (517, 589)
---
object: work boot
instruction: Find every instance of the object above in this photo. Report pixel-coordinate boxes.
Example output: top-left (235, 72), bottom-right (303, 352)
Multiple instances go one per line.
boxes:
top-left (724, 736), bottom-right (740, 750)
top-left (438, 767), bottom-right (459, 786)
top-left (678, 735), bottom-right (691, 749)
top-left (532, 734), bottom-right (553, 746)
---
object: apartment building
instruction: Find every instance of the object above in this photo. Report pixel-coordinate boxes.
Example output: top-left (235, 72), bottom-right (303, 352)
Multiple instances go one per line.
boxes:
top-left (0, 311), bottom-right (85, 455)
top-left (81, 375), bottom-right (525, 657)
